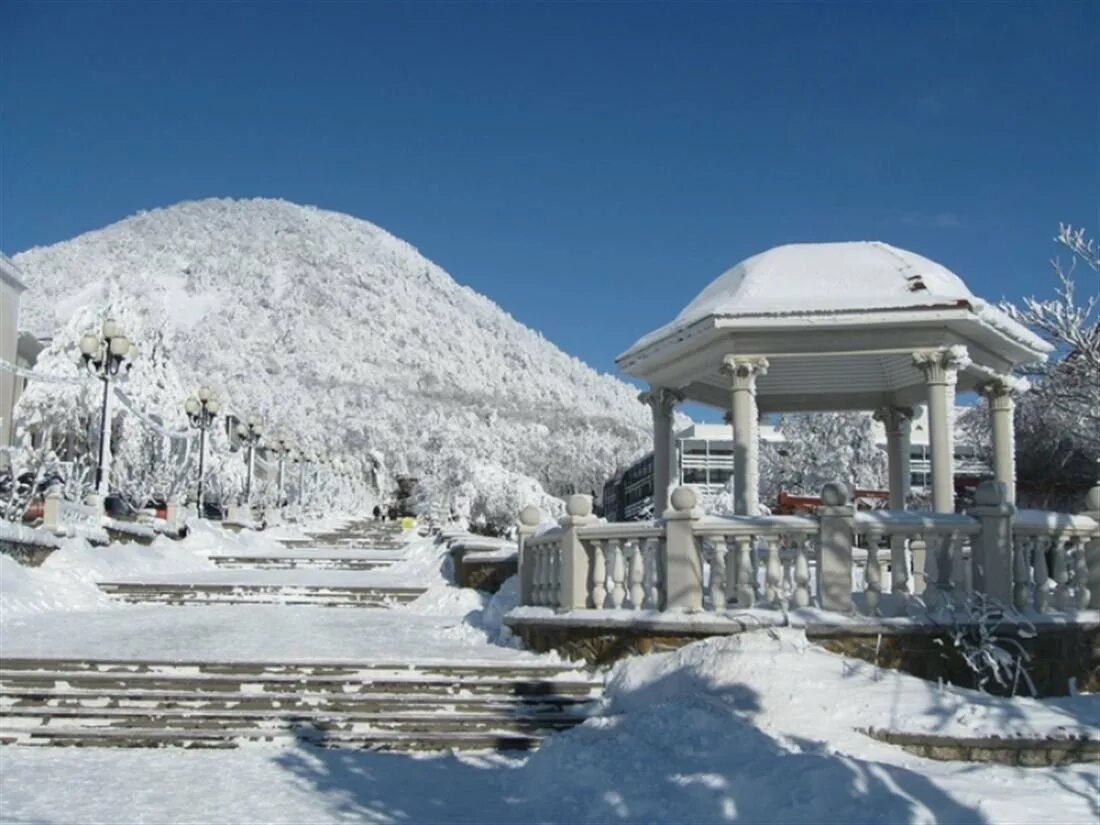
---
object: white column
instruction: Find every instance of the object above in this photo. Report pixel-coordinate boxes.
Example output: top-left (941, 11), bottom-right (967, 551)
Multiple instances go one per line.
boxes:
top-left (639, 387), bottom-right (682, 516)
top-left (722, 356), bottom-right (769, 516)
top-left (874, 406), bottom-right (913, 510)
top-left (979, 379), bottom-right (1019, 505)
top-left (913, 348), bottom-right (968, 513)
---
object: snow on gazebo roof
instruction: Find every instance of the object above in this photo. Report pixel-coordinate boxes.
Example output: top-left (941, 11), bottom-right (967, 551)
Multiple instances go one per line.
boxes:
top-left (617, 241), bottom-right (1051, 413)
top-left (622, 242), bottom-right (1045, 359)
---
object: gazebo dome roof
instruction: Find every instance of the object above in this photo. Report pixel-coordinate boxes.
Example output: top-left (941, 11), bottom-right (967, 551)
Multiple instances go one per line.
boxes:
top-left (617, 241), bottom-right (1051, 412)
top-left (675, 241), bottom-right (973, 323)
top-left (621, 241), bottom-right (1048, 362)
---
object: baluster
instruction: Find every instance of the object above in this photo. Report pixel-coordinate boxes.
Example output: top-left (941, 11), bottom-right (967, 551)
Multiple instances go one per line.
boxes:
top-left (782, 552), bottom-right (794, 601)
top-left (951, 532), bottom-right (969, 598)
top-left (910, 533), bottom-right (927, 595)
top-left (533, 546), bottom-right (545, 605)
top-left (549, 543), bottom-right (561, 608)
top-left (590, 539), bottom-right (607, 608)
top-left (937, 532), bottom-right (955, 595)
top-left (720, 537), bottom-right (736, 608)
top-left (608, 538), bottom-right (626, 608)
top-left (651, 539), bottom-right (660, 611)
top-left (1072, 539), bottom-right (1091, 609)
top-left (751, 541), bottom-right (763, 600)
top-left (709, 541), bottom-right (727, 610)
top-left (736, 536), bottom-right (755, 608)
top-left (764, 537), bottom-right (782, 607)
top-left (1012, 536), bottom-right (1031, 610)
top-left (642, 539), bottom-right (655, 611)
top-left (1033, 537), bottom-right (1051, 612)
top-left (890, 535), bottom-right (909, 595)
top-left (922, 533), bottom-right (940, 605)
top-left (628, 539), bottom-right (646, 608)
top-left (792, 538), bottom-right (811, 608)
top-left (1052, 535), bottom-right (1070, 612)
top-left (865, 529), bottom-right (882, 614)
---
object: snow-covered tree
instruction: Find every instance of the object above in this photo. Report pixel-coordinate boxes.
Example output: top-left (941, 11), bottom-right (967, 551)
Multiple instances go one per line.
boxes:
top-left (999, 225), bottom-right (1098, 507)
top-left (760, 412), bottom-right (889, 504)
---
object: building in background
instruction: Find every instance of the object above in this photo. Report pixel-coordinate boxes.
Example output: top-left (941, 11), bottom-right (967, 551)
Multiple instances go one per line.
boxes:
top-left (602, 406), bottom-right (989, 519)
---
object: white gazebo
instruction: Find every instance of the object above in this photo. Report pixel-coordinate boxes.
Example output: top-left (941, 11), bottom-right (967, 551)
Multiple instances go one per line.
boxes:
top-left (618, 242), bottom-right (1052, 516)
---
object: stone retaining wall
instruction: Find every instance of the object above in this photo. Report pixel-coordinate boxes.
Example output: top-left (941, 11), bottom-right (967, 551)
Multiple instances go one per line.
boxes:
top-left (810, 622), bottom-right (1099, 697)
top-left (863, 728), bottom-right (1099, 766)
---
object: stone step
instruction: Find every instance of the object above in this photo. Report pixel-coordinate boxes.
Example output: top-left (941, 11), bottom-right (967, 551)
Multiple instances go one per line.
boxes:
top-left (209, 557), bottom-right (398, 571)
top-left (0, 706), bottom-right (587, 731)
top-left (0, 653), bottom-right (602, 751)
top-left (0, 657), bottom-right (591, 679)
top-left (96, 582), bottom-right (425, 608)
top-left (1, 688), bottom-right (598, 712)
top-left (0, 672), bottom-right (600, 697)
top-left (0, 726), bottom-right (542, 751)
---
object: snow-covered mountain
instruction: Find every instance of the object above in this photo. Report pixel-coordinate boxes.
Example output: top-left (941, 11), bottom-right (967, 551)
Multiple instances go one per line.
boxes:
top-left (12, 198), bottom-right (650, 518)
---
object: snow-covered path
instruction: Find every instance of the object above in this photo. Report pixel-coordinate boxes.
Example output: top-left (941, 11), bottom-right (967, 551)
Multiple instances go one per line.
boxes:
top-left (0, 603), bottom-right (546, 663)
top-left (2, 519), bottom-right (1098, 824)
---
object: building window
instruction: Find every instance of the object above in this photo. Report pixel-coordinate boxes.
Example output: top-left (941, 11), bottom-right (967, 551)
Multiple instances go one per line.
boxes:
top-left (683, 468), bottom-right (707, 485)
top-left (710, 469), bottom-right (733, 485)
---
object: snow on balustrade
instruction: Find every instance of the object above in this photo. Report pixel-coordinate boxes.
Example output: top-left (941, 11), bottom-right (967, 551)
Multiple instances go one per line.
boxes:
top-left (694, 514), bottom-right (817, 610)
top-left (579, 526), bottom-right (663, 609)
top-left (1012, 503), bottom-right (1098, 612)
top-left (515, 482), bottom-right (1100, 621)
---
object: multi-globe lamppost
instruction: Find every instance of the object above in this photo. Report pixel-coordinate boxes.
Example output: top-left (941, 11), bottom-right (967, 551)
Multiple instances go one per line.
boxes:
top-left (79, 319), bottom-right (138, 497)
top-left (235, 417), bottom-right (263, 504)
top-left (184, 387), bottom-right (221, 518)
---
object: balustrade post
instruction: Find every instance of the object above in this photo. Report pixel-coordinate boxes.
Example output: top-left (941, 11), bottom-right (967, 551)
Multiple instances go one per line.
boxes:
top-left (1083, 485), bottom-right (1100, 609)
top-left (166, 495), bottom-right (181, 537)
top-left (43, 487), bottom-right (62, 534)
top-left (663, 486), bottom-right (704, 610)
top-left (558, 495), bottom-right (597, 610)
top-left (818, 482), bottom-right (854, 613)
top-left (968, 480), bottom-right (1015, 604)
top-left (516, 505), bottom-right (542, 606)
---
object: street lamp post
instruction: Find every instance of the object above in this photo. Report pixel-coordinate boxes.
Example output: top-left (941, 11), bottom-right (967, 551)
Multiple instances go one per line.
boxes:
top-left (235, 417), bottom-right (263, 504)
top-left (184, 387), bottom-right (221, 518)
top-left (271, 436), bottom-right (291, 510)
top-left (79, 319), bottom-right (138, 498)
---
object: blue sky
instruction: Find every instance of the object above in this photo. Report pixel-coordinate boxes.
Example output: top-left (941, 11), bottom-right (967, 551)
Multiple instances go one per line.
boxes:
top-left (3, 2), bottom-right (1098, 394)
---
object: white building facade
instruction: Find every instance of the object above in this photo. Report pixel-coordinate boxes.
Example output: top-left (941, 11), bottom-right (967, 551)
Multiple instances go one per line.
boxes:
top-left (602, 405), bottom-right (989, 520)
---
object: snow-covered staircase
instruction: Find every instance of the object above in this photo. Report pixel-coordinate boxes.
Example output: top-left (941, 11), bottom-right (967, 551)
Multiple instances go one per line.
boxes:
top-left (97, 520), bottom-right (420, 607)
top-left (0, 657), bottom-right (604, 751)
top-left (95, 581), bottom-right (425, 607)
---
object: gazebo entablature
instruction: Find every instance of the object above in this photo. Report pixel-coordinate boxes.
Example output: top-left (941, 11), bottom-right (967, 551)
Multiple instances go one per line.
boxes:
top-left (619, 265), bottom-right (1050, 518)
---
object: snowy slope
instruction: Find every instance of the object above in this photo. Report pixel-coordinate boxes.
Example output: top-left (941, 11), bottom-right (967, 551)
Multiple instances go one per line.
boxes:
top-left (12, 199), bottom-right (649, 511)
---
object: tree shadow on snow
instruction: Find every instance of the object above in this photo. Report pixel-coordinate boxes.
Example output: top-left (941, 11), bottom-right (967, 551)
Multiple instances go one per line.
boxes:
top-left (273, 668), bottom-right (990, 824)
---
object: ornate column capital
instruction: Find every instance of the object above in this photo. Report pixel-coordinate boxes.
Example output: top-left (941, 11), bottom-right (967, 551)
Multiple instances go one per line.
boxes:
top-left (721, 355), bottom-right (769, 392)
top-left (912, 346), bottom-right (970, 386)
top-left (873, 405), bottom-right (915, 434)
top-left (638, 386), bottom-right (683, 417)
top-left (979, 376), bottom-right (1028, 412)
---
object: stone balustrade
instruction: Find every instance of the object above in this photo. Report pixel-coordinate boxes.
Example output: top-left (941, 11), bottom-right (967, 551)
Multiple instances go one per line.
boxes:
top-left (516, 482), bottom-right (1100, 617)
top-left (42, 489), bottom-right (109, 545)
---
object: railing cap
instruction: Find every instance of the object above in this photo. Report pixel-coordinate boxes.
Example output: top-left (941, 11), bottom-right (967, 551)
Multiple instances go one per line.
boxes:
top-left (565, 494), bottom-right (592, 518)
top-left (821, 482), bottom-right (851, 507)
top-left (670, 486), bottom-right (698, 512)
top-left (519, 505), bottom-right (542, 527)
top-left (974, 479), bottom-right (1008, 507)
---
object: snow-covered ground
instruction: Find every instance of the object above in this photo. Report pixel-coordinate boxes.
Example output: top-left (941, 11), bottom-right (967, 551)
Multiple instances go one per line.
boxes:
top-left (2, 520), bottom-right (1098, 824)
